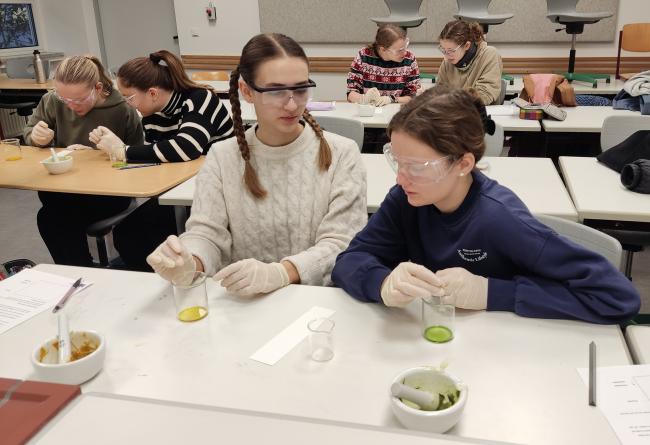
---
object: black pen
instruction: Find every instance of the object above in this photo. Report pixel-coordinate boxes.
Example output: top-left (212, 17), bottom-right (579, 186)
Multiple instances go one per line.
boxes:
top-left (589, 341), bottom-right (597, 406)
top-left (118, 163), bottom-right (161, 170)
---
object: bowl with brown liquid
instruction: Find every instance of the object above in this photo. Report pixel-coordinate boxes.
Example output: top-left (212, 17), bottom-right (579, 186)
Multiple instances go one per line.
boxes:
top-left (31, 331), bottom-right (105, 385)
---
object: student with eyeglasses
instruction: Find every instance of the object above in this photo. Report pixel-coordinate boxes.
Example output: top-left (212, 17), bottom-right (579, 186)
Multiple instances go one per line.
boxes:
top-left (145, 33), bottom-right (367, 296)
top-left (347, 24), bottom-right (420, 107)
top-left (436, 20), bottom-right (503, 105)
top-left (87, 50), bottom-right (235, 271)
top-left (331, 87), bottom-right (640, 324)
top-left (22, 55), bottom-right (143, 267)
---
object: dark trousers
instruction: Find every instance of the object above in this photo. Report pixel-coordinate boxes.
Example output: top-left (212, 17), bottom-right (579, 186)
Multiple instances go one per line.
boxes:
top-left (113, 199), bottom-right (178, 272)
top-left (37, 192), bottom-right (132, 267)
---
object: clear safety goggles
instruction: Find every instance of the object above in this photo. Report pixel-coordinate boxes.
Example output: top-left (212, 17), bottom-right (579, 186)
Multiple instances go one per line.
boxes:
top-left (383, 143), bottom-right (456, 183)
top-left (54, 88), bottom-right (96, 105)
top-left (249, 79), bottom-right (317, 107)
top-left (438, 42), bottom-right (464, 56)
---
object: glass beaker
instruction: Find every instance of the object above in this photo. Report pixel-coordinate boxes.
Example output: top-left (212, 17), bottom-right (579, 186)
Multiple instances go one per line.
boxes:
top-left (422, 297), bottom-right (454, 343)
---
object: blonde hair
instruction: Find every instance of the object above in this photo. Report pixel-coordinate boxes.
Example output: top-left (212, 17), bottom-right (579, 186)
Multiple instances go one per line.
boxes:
top-left (54, 55), bottom-right (113, 96)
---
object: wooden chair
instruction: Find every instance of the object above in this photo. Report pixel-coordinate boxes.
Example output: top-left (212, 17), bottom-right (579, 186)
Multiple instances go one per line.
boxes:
top-left (190, 71), bottom-right (229, 81)
top-left (616, 23), bottom-right (650, 80)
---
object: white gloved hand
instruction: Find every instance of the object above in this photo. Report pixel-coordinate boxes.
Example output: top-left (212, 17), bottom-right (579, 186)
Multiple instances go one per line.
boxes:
top-left (146, 235), bottom-right (197, 283)
top-left (380, 262), bottom-right (445, 308)
top-left (214, 259), bottom-right (290, 297)
top-left (437, 267), bottom-right (488, 310)
top-left (364, 87), bottom-right (381, 105)
top-left (89, 126), bottom-right (126, 160)
top-left (31, 120), bottom-right (54, 146)
top-left (373, 95), bottom-right (392, 107)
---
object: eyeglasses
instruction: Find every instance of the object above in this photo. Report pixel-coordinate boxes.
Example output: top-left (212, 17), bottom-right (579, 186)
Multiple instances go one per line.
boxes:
top-left (54, 88), bottom-right (96, 105)
top-left (123, 93), bottom-right (137, 105)
top-left (383, 143), bottom-right (456, 183)
top-left (385, 38), bottom-right (410, 56)
top-left (248, 79), bottom-right (317, 107)
top-left (438, 43), bottom-right (464, 56)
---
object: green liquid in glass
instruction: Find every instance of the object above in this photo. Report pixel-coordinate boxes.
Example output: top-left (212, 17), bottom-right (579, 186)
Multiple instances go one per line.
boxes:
top-left (423, 325), bottom-right (453, 343)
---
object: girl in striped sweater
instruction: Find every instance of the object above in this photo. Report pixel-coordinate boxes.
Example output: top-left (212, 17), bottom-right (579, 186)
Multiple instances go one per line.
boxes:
top-left (89, 50), bottom-right (234, 271)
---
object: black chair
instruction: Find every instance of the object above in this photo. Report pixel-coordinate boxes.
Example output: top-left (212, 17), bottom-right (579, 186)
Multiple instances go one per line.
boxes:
top-left (85, 199), bottom-right (141, 267)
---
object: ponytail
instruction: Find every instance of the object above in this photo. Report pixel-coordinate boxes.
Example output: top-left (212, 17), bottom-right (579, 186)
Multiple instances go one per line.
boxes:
top-left (118, 49), bottom-right (212, 93)
top-left (229, 66), bottom-right (267, 199)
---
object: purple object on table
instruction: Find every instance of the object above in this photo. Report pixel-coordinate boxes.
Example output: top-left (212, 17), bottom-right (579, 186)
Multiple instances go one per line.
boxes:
top-left (306, 101), bottom-right (336, 111)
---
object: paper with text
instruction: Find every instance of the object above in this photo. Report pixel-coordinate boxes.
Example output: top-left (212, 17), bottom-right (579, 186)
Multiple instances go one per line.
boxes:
top-left (0, 269), bottom-right (92, 335)
top-left (577, 364), bottom-right (650, 444)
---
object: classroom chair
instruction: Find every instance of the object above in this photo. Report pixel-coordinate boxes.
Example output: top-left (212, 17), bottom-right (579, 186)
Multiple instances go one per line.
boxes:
top-left (85, 199), bottom-right (140, 268)
top-left (370, 0), bottom-right (426, 29)
top-left (0, 101), bottom-right (36, 127)
top-left (190, 71), bottom-right (229, 81)
top-left (546, 0), bottom-right (612, 87)
top-left (483, 122), bottom-right (504, 157)
top-left (616, 23), bottom-right (650, 80)
top-left (454, 0), bottom-right (513, 35)
top-left (600, 115), bottom-right (650, 279)
top-left (313, 115), bottom-right (364, 151)
top-left (535, 214), bottom-right (623, 271)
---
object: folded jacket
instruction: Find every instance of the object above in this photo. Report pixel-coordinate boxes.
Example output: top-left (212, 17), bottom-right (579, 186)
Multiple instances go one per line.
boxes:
top-left (597, 130), bottom-right (650, 172)
top-left (624, 70), bottom-right (650, 97)
top-left (621, 159), bottom-right (650, 193)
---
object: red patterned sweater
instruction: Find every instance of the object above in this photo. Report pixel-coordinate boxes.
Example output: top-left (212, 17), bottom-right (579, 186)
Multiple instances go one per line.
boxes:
top-left (346, 46), bottom-right (420, 97)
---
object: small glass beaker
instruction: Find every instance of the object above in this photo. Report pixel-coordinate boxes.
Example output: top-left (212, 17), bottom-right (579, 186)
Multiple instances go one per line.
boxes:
top-left (1, 138), bottom-right (22, 161)
top-left (422, 297), bottom-right (454, 343)
top-left (171, 271), bottom-right (208, 322)
top-left (307, 317), bottom-right (335, 362)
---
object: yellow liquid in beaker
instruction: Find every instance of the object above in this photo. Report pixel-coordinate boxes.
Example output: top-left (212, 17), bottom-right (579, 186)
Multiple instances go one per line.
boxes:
top-left (6, 155), bottom-right (22, 161)
top-left (424, 325), bottom-right (453, 343)
top-left (177, 306), bottom-right (208, 322)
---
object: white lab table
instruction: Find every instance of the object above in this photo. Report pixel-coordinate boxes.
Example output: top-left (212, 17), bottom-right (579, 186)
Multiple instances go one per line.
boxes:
top-left (624, 325), bottom-right (650, 364)
top-left (1, 264), bottom-right (630, 445)
top-left (559, 156), bottom-right (650, 227)
top-left (541, 106), bottom-right (641, 133)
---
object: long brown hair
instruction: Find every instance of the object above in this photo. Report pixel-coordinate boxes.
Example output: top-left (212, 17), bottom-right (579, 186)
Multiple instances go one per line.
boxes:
top-left (388, 87), bottom-right (485, 162)
top-left (117, 50), bottom-right (209, 92)
top-left (229, 33), bottom-right (331, 199)
top-left (368, 24), bottom-right (407, 55)
top-left (438, 20), bottom-right (484, 45)
top-left (55, 55), bottom-right (113, 96)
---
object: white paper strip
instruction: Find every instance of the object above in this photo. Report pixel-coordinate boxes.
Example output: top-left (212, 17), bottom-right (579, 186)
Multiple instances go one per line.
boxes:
top-left (250, 306), bottom-right (335, 365)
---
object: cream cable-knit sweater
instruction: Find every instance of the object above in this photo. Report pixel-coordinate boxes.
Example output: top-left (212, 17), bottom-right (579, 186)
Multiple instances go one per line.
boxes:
top-left (180, 124), bottom-right (368, 285)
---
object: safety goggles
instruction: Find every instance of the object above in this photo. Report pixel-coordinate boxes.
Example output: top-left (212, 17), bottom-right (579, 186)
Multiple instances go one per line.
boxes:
top-left (385, 38), bottom-right (410, 56)
top-left (54, 88), bottom-right (96, 105)
top-left (438, 43), bottom-right (464, 56)
top-left (248, 79), bottom-right (317, 107)
top-left (383, 143), bottom-right (456, 183)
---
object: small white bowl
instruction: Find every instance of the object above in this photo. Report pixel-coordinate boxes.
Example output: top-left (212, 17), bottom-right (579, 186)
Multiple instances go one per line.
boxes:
top-left (31, 330), bottom-right (105, 385)
top-left (390, 366), bottom-right (467, 434)
top-left (40, 155), bottom-right (73, 174)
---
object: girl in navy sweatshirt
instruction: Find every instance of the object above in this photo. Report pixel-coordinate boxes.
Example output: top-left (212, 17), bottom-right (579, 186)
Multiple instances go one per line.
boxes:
top-left (331, 88), bottom-right (640, 324)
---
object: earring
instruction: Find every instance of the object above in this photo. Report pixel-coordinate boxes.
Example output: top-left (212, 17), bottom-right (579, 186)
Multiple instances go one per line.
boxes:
top-left (459, 172), bottom-right (465, 177)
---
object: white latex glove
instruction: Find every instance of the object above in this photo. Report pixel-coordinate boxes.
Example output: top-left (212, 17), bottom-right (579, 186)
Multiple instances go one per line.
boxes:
top-left (146, 235), bottom-right (197, 283)
top-left (89, 126), bottom-right (126, 160)
top-left (214, 259), bottom-right (290, 297)
top-left (373, 95), bottom-right (392, 107)
top-left (31, 120), bottom-right (54, 146)
top-left (364, 87), bottom-right (381, 105)
top-left (437, 267), bottom-right (488, 310)
top-left (380, 262), bottom-right (445, 308)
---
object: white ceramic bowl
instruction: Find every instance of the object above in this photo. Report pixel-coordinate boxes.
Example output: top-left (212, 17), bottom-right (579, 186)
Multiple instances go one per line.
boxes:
top-left (40, 155), bottom-right (73, 174)
top-left (31, 330), bottom-right (105, 385)
top-left (390, 366), bottom-right (467, 434)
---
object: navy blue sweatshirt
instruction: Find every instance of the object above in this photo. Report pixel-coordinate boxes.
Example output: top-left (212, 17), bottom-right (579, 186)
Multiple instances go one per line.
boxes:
top-left (331, 171), bottom-right (640, 324)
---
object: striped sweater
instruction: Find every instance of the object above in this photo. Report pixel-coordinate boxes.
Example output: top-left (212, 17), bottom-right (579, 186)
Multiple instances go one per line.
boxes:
top-left (346, 46), bottom-right (420, 97)
top-left (126, 88), bottom-right (234, 163)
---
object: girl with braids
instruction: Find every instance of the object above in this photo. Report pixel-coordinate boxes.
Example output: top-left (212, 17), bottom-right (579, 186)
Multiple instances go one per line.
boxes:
top-left (89, 50), bottom-right (234, 272)
top-left (22, 55), bottom-right (143, 267)
top-left (332, 88), bottom-right (640, 324)
top-left (436, 20), bottom-right (503, 105)
top-left (146, 33), bottom-right (367, 296)
top-left (347, 24), bottom-right (420, 106)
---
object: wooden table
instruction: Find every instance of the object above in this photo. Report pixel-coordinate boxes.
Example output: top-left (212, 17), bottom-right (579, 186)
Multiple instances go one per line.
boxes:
top-left (0, 77), bottom-right (55, 90)
top-left (0, 146), bottom-right (203, 198)
top-left (504, 76), bottom-right (625, 96)
top-left (0, 264), bottom-right (631, 445)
